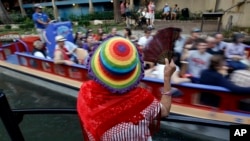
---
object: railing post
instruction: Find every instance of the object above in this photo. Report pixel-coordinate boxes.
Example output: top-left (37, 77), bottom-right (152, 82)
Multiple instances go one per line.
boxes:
top-left (0, 90), bottom-right (25, 141)
top-left (200, 16), bottom-right (204, 32)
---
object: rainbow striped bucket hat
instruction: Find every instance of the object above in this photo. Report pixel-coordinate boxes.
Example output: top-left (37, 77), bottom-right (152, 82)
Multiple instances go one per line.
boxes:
top-left (88, 37), bottom-right (144, 94)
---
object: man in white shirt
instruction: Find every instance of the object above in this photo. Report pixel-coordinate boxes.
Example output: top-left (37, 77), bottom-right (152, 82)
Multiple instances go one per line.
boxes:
top-left (137, 29), bottom-right (153, 50)
top-left (32, 40), bottom-right (51, 59)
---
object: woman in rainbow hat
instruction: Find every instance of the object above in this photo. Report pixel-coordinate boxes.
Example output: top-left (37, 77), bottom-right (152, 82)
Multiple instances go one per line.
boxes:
top-left (77, 36), bottom-right (176, 141)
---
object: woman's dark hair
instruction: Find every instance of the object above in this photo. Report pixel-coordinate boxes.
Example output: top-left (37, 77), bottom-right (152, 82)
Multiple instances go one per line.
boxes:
top-left (124, 28), bottom-right (132, 36)
top-left (209, 55), bottom-right (224, 70)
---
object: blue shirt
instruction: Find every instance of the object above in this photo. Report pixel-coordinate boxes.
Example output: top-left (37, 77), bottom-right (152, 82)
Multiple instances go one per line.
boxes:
top-left (32, 12), bottom-right (49, 29)
top-left (163, 6), bottom-right (170, 13)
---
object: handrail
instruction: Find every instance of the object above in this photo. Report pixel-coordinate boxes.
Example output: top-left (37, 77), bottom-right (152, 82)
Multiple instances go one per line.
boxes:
top-left (12, 108), bottom-right (77, 115)
top-left (224, 0), bottom-right (246, 13)
top-left (14, 39), bottom-right (29, 53)
top-left (14, 52), bottom-right (86, 69)
top-left (0, 90), bottom-right (25, 141)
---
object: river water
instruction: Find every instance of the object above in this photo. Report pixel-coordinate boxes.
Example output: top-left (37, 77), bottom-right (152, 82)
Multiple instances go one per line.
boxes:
top-left (0, 73), bottom-right (227, 141)
top-left (0, 73), bottom-right (83, 141)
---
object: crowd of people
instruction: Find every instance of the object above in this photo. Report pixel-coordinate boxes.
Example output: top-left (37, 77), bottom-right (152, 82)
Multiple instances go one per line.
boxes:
top-left (120, 1), bottom-right (180, 29)
top-left (29, 2), bottom-right (250, 140)
top-left (175, 29), bottom-right (250, 93)
top-left (32, 24), bottom-right (250, 94)
top-left (31, 2), bottom-right (250, 94)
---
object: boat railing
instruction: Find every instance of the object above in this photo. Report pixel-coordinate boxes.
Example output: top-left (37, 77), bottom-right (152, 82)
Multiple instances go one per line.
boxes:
top-left (14, 52), bottom-right (250, 114)
top-left (14, 39), bottom-right (30, 53)
top-left (0, 90), bottom-right (233, 141)
top-left (0, 41), bottom-right (28, 61)
top-left (15, 52), bottom-right (89, 81)
top-left (142, 77), bottom-right (250, 114)
top-left (0, 48), bottom-right (6, 60)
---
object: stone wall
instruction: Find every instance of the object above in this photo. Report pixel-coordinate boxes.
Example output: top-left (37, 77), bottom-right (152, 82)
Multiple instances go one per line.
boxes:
top-left (155, 0), bottom-right (217, 13)
top-left (220, 0), bottom-right (250, 28)
top-left (155, 0), bottom-right (250, 28)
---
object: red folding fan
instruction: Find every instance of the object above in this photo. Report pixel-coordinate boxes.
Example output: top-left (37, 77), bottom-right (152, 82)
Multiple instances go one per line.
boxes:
top-left (143, 27), bottom-right (181, 64)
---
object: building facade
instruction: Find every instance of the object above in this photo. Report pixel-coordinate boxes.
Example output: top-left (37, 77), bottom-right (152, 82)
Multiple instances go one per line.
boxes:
top-left (156, 0), bottom-right (250, 28)
top-left (6, 0), bottom-right (113, 20)
top-left (4, 0), bottom-right (250, 28)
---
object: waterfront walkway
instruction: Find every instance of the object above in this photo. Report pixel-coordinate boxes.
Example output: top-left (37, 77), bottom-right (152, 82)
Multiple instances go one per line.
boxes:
top-left (117, 20), bottom-right (219, 38)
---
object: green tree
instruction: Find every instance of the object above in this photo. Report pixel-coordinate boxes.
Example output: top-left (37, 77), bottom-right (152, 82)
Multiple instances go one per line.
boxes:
top-left (0, 1), bottom-right (13, 24)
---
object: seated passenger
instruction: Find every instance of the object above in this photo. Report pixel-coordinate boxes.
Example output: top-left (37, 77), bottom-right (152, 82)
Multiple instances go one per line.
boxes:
top-left (109, 27), bottom-right (121, 37)
top-left (93, 28), bottom-right (104, 42)
top-left (123, 28), bottom-right (137, 42)
top-left (174, 29), bottom-right (186, 67)
top-left (82, 35), bottom-right (96, 53)
top-left (206, 36), bottom-right (224, 55)
top-left (137, 29), bottom-right (153, 51)
top-left (200, 55), bottom-right (250, 94)
top-left (74, 31), bottom-right (84, 47)
top-left (181, 38), bottom-right (212, 83)
top-left (55, 35), bottom-right (89, 65)
top-left (214, 33), bottom-right (227, 53)
top-left (145, 63), bottom-right (191, 84)
top-left (183, 28), bottom-right (201, 50)
top-left (86, 29), bottom-right (94, 38)
top-left (54, 35), bottom-right (75, 65)
top-left (32, 40), bottom-right (51, 59)
top-left (225, 33), bottom-right (248, 70)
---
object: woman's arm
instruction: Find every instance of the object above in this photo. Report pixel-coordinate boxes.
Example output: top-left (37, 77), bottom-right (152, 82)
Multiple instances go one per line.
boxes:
top-left (160, 59), bottom-right (176, 117)
top-left (54, 50), bottom-right (74, 65)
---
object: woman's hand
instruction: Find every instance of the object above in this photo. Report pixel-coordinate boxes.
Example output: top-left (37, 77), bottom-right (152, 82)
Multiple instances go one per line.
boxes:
top-left (164, 59), bottom-right (176, 80)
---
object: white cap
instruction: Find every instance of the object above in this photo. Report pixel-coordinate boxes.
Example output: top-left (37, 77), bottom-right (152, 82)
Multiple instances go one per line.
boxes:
top-left (165, 3), bottom-right (168, 5)
top-left (55, 35), bottom-right (66, 42)
top-left (34, 3), bottom-right (43, 9)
